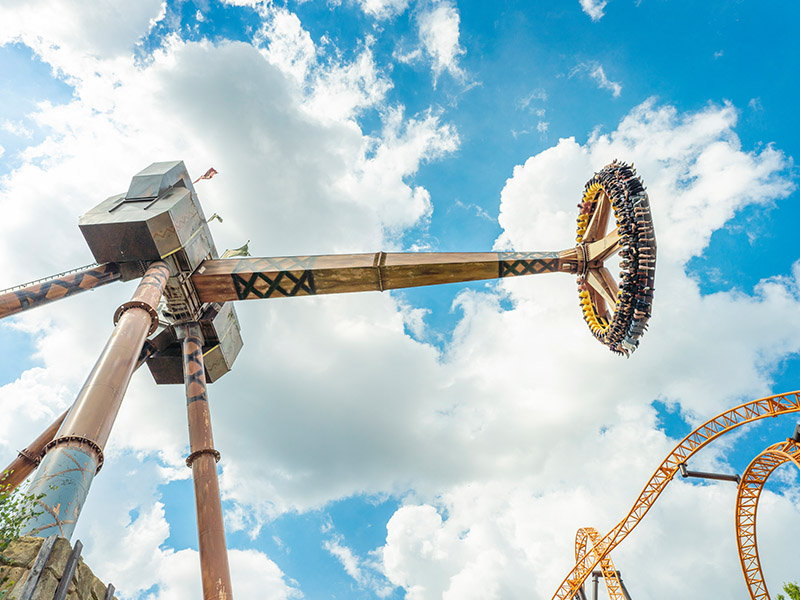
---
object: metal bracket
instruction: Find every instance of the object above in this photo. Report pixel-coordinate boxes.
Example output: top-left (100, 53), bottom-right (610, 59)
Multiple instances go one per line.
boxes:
top-left (678, 462), bottom-right (740, 484)
top-left (186, 448), bottom-right (221, 468)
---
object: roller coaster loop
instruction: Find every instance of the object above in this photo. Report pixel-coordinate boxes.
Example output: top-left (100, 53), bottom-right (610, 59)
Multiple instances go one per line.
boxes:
top-left (735, 438), bottom-right (800, 600)
top-left (574, 527), bottom-right (625, 600)
top-left (550, 390), bottom-right (800, 600)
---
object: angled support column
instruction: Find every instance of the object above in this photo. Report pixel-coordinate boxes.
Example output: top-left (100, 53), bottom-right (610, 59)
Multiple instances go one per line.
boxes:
top-left (177, 322), bottom-right (233, 600)
top-left (0, 409), bottom-right (68, 491)
top-left (1, 340), bottom-right (157, 492)
top-left (21, 262), bottom-right (170, 539)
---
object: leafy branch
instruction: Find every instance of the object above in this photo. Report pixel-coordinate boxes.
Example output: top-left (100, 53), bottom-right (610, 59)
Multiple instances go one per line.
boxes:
top-left (0, 474), bottom-right (42, 599)
top-left (778, 581), bottom-right (800, 600)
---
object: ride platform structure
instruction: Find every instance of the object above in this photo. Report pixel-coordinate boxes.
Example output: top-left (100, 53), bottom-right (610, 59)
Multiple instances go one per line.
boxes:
top-left (0, 159), bottom-right (657, 599)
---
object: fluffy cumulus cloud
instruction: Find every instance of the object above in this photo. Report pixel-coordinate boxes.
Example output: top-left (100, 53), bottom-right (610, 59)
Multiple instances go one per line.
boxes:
top-left (81, 495), bottom-right (300, 599)
top-left (377, 99), bottom-right (800, 598)
top-left (0, 1), bottom-right (457, 597)
top-left (419, 3), bottom-right (464, 79)
top-left (2, 3), bottom-right (800, 600)
top-left (0, 0), bottom-right (165, 62)
top-left (395, 1), bottom-right (465, 84)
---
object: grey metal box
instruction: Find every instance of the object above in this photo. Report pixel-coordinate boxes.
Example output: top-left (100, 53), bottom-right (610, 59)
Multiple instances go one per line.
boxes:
top-left (78, 161), bottom-right (217, 271)
top-left (146, 303), bottom-right (243, 385)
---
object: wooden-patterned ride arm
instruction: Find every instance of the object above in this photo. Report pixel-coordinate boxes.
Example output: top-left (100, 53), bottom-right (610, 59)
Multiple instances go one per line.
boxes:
top-left (0, 263), bottom-right (121, 320)
top-left (191, 250), bottom-right (579, 303)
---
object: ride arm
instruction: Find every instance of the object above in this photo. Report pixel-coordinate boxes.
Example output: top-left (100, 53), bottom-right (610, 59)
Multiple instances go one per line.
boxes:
top-left (0, 263), bottom-right (121, 320)
top-left (191, 250), bottom-right (578, 303)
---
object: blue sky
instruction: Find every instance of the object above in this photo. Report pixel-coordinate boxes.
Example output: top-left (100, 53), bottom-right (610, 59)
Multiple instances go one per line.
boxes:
top-left (1, 1), bottom-right (799, 599)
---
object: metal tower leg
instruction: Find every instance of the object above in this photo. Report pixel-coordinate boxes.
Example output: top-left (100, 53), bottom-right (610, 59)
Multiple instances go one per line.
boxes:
top-left (21, 262), bottom-right (169, 539)
top-left (1, 408), bottom-right (68, 491)
top-left (178, 322), bottom-right (233, 600)
top-left (1, 340), bottom-right (157, 491)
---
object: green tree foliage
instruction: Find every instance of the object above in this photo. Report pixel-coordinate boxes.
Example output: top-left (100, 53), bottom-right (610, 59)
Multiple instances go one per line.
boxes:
top-left (0, 475), bottom-right (42, 598)
top-left (778, 581), bottom-right (800, 600)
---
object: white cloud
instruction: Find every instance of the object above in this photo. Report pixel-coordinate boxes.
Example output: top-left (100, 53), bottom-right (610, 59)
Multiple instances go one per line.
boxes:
top-left (580, 0), bottom-right (608, 21)
top-left (589, 64), bottom-right (622, 96)
top-left (323, 532), bottom-right (396, 596)
top-left (256, 8), bottom-right (392, 122)
top-left (357, 0), bottom-right (411, 20)
top-left (2, 4), bottom-right (800, 600)
top-left (571, 62), bottom-right (622, 97)
top-left (324, 535), bottom-right (365, 584)
top-left (80, 495), bottom-right (300, 600)
top-left (381, 473), bottom-right (800, 599)
top-left (377, 99), bottom-right (800, 598)
top-left (256, 7), bottom-right (317, 85)
top-left (416, 2), bottom-right (466, 84)
top-left (0, 0), bottom-right (165, 87)
top-left (1, 120), bottom-right (33, 138)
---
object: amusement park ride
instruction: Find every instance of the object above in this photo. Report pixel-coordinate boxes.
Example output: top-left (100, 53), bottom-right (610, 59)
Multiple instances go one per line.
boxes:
top-left (0, 159), bottom-right (654, 599)
top-left (1, 158), bottom-right (794, 600)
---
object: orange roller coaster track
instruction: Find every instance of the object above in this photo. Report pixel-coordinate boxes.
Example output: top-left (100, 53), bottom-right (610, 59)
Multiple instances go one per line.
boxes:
top-left (574, 527), bottom-right (625, 600)
top-left (735, 438), bottom-right (800, 600)
top-left (550, 391), bottom-right (800, 600)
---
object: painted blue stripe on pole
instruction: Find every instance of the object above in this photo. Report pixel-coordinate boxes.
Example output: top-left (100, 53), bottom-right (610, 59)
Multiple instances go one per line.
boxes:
top-left (21, 445), bottom-right (98, 540)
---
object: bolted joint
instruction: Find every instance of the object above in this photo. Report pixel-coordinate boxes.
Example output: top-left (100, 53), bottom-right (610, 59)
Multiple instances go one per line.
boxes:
top-left (16, 448), bottom-right (41, 466)
top-left (43, 435), bottom-right (105, 473)
top-left (113, 260), bottom-right (170, 334)
top-left (113, 300), bottom-right (160, 334)
top-left (186, 448), bottom-right (221, 468)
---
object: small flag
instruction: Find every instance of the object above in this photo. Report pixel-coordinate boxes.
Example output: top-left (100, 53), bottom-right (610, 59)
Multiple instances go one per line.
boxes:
top-left (193, 167), bottom-right (218, 184)
top-left (221, 240), bottom-right (251, 259)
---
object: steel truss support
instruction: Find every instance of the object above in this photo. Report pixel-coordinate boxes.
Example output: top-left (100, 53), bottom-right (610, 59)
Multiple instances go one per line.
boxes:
top-left (574, 528), bottom-right (625, 600)
top-left (735, 438), bottom-right (800, 600)
top-left (678, 462), bottom-right (740, 483)
top-left (21, 262), bottom-right (169, 540)
top-left (177, 322), bottom-right (233, 600)
top-left (549, 391), bottom-right (800, 600)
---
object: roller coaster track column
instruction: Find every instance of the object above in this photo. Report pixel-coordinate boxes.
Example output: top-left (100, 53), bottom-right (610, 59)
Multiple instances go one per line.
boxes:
top-left (574, 528), bottom-right (625, 600)
top-left (735, 438), bottom-right (800, 600)
top-left (550, 391), bottom-right (800, 600)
